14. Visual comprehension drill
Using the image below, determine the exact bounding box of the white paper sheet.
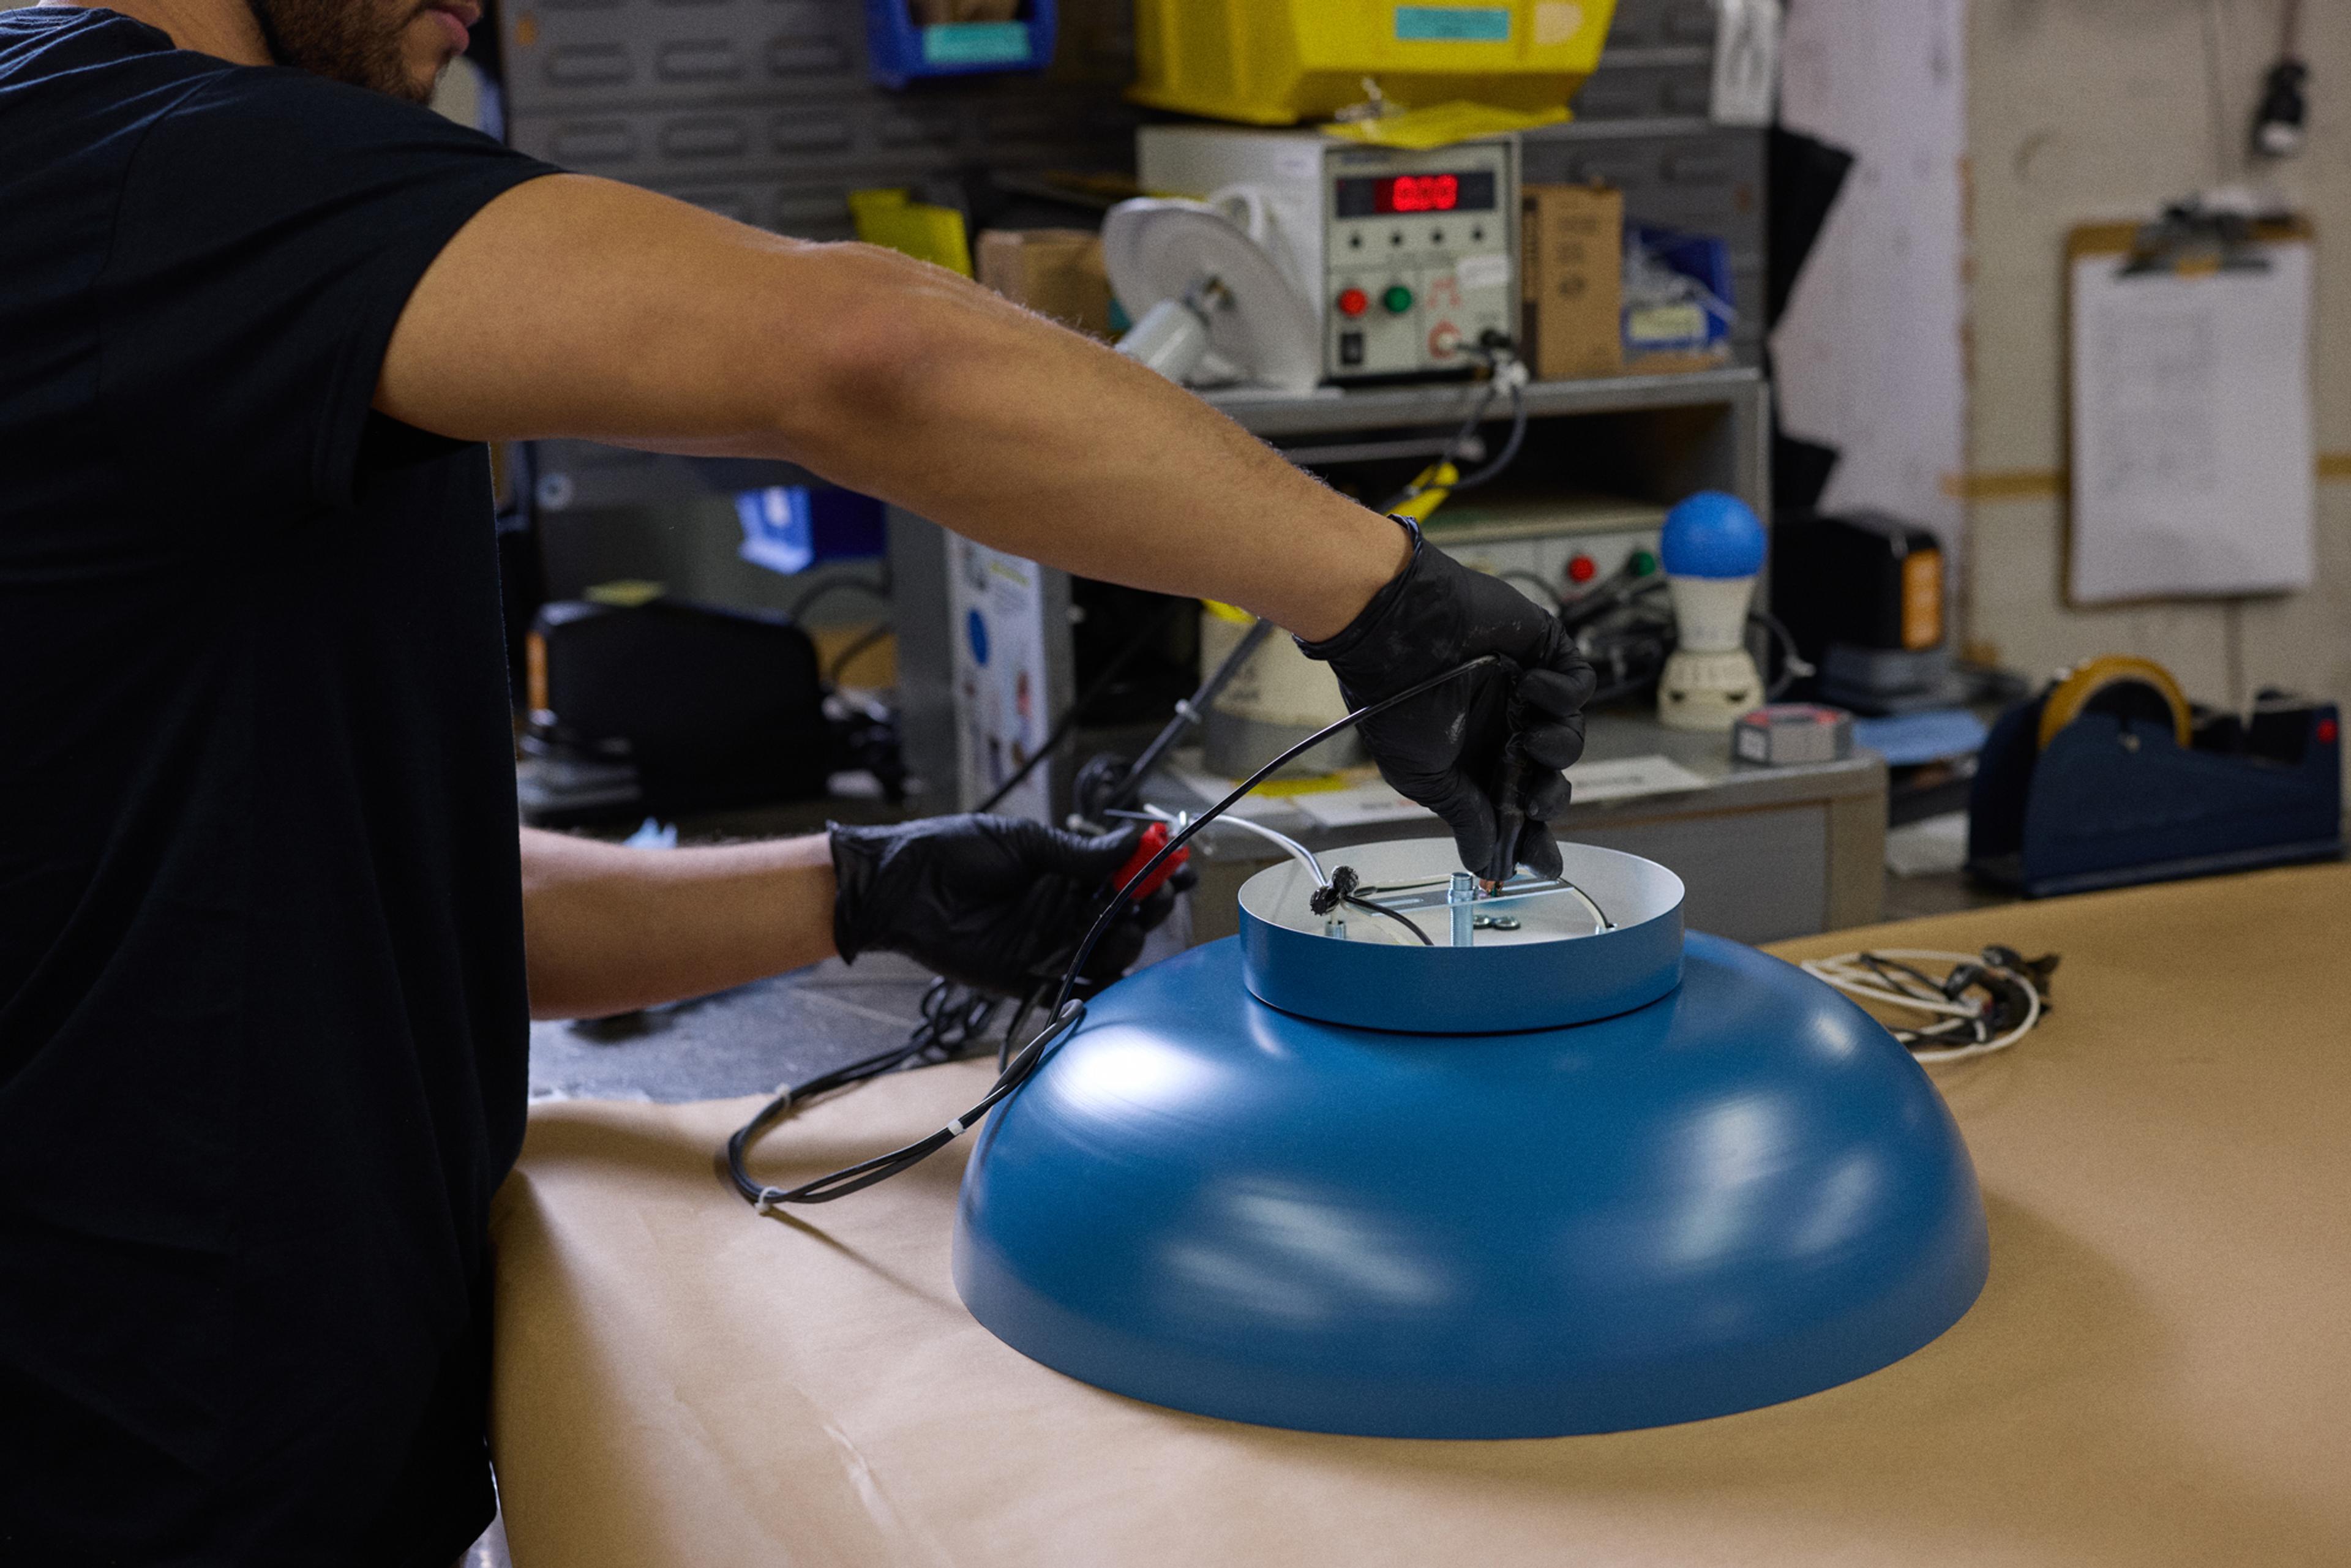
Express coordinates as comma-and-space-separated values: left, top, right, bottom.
2068, 240, 2314, 602
1562, 754, 1714, 805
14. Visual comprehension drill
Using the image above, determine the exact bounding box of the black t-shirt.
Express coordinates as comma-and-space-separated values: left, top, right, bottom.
0, 10, 555, 1564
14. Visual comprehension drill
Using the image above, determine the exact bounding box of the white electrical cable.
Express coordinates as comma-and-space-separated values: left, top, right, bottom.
1800, 948, 2044, 1064
1134, 803, 1326, 887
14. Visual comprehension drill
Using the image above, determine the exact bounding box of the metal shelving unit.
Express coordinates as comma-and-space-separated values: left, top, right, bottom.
1206, 367, 1769, 529
1210, 364, 1761, 437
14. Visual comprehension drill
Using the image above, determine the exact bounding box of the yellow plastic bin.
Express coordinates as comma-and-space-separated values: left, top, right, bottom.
1130, 0, 1614, 127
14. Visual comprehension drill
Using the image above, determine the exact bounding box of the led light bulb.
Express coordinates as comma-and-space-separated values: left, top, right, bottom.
1657, 491, 1768, 731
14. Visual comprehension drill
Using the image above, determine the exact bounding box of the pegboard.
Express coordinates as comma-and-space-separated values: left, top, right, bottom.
498, 0, 1142, 237
506, 0, 1764, 509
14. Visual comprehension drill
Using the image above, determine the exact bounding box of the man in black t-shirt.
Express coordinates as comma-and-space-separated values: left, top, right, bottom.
0, 1, 1595, 1562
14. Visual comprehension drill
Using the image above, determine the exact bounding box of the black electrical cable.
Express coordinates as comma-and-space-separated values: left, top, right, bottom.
1086, 617, 1278, 818
730, 353, 1540, 1207
1751, 607, 1810, 700
823, 622, 892, 685
909, 977, 1003, 1057
1559, 563, 1667, 634
1498, 569, 1564, 608
789, 571, 892, 625
1859, 953, 1948, 1004
1444, 370, 1529, 495
1310, 866, 1437, 946
1380, 359, 1526, 514
1562, 588, 1804, 711
1045, 652, 1503, 1019
994, 977, 1053, 1074
726, 653, 1506, 1211
977, 596, 1190, 814
1036, 350, 1534, 826
1340, 892, 1433, 946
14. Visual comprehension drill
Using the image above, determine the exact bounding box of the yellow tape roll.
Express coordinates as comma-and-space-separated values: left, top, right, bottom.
2037, 656, 2192, 750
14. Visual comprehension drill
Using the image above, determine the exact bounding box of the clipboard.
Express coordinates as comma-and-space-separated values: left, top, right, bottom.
2063, 209, 2315, 607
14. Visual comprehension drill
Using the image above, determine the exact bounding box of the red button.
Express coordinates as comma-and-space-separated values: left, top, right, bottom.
1567, 553, 1598, 583
1337, 288, 1369, 318
2319, 717, 2339, 745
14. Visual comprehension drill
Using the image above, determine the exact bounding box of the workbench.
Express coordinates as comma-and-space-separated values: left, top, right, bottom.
489, 862, 2351, 1567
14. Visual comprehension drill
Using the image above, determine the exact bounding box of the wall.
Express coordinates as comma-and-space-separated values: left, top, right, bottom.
1774, 0, 1970, 546
1965, 0, 2351, 711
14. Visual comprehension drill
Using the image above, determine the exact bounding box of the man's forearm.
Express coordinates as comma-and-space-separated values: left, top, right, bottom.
735, 250, 1411, 641
378, 177, 1409, 641
518, 827, 838, 1020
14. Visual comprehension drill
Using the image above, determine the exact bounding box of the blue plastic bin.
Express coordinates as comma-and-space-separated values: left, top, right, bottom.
1624, 222, 1735, 358
864, 0, 1057, 88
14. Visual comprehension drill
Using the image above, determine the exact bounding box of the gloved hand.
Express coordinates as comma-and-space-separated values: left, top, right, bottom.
829, 815, 1187, 998
1299, 517, 1597, 882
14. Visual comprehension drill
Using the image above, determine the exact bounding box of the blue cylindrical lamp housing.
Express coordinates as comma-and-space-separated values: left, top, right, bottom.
953, 852, 1989, 1438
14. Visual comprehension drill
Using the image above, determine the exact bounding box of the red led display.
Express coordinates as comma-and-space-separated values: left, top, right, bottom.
1379, 174, 1460, 214
1334, 170, 1496, 219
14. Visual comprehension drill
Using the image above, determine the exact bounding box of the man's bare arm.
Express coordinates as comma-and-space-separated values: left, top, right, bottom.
518, 827, 836, 1020
377, 174, 1405, 640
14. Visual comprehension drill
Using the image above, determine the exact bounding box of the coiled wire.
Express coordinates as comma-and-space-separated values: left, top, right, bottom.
726, 654, 1507, 1210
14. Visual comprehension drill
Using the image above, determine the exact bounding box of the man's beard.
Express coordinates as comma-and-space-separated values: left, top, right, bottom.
244, 0, 429, 103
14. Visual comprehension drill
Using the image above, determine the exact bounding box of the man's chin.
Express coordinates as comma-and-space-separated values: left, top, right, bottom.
388, 51, 449, 105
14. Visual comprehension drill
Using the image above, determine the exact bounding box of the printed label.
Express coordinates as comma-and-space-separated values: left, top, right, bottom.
920, 21, 1031, 65
1457, 253, 1511, 291
1627, 302, 1708, 345
1395, 6, 1512, 42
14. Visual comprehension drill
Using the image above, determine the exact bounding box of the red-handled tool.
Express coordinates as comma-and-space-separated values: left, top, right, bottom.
1113, 821, 1189, 902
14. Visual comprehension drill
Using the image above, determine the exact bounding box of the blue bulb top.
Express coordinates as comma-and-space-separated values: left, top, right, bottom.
1660, 490, 1766, 579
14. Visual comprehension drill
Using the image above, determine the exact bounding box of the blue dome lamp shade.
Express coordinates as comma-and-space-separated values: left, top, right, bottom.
1658, 489, 1770, 732
952, 842, 1989, 1438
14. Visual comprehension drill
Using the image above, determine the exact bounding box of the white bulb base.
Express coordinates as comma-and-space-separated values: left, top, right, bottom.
1659, 648, 1764, 731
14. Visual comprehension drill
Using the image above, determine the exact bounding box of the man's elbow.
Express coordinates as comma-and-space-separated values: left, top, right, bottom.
767, 243, 961, 453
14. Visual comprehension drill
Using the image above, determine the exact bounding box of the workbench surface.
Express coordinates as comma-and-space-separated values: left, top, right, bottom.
490, 863, 2351, 1567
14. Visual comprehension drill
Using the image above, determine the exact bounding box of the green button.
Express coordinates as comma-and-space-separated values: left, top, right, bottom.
1629, 549, 1660, 577
1382, 284, 1415, 314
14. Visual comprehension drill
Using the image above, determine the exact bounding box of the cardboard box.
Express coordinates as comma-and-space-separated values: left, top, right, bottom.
976, 227, 1115, 341
1520, 183, 1622, 380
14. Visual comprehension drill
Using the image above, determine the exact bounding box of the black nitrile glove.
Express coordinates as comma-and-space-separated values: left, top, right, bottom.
1300, 517, 1598, 882
829, 816, 1187, 998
